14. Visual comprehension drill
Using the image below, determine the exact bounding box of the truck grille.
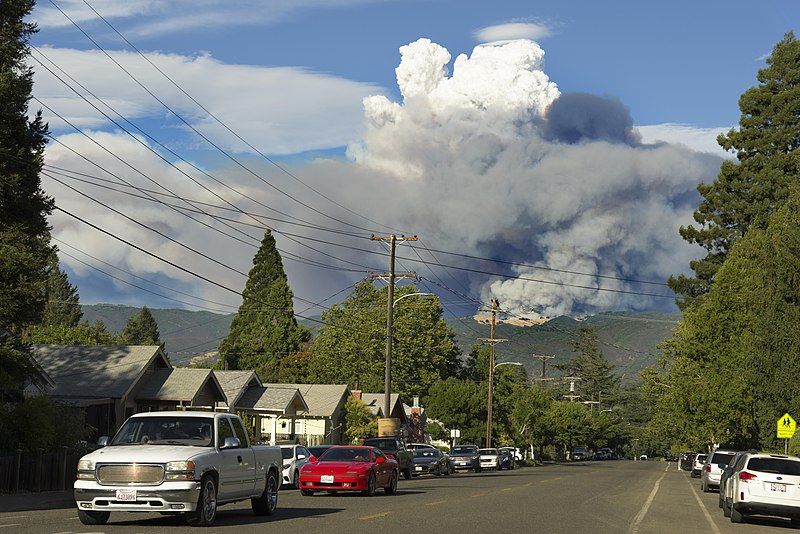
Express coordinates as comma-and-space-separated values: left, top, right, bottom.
97, 464, 164, 485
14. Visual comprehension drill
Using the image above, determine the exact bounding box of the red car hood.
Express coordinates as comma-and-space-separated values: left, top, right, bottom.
302, 461, 372, 475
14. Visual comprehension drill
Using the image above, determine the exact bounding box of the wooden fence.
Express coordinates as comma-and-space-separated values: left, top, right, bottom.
0, 448, 81, 493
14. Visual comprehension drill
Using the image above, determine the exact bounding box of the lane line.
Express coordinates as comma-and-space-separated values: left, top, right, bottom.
426, 499, 447, 506
628, 464, 669, 534
0, 517, 27, 520
0, 525, 21, 529
471, 492, 488, 498
501, 487, 514, 492
359, 511, 391, 520
688, 476, 722, 534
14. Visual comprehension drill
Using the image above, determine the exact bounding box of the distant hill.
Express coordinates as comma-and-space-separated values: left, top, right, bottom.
81, 304, 678, 376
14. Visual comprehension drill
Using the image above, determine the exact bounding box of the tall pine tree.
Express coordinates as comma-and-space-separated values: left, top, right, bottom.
0, 0, 54, 393
218, 231, 309, 381
669, 33, 800, 306
120, 307, 162, 345
557, 328, 619, 405
41, 255, 82, 327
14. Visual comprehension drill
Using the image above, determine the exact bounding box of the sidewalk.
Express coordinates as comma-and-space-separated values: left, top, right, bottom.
0, 490, 73, 513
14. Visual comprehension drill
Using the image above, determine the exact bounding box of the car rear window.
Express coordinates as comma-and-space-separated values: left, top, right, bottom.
363, 438, 398, 451
710, 453, 734, 466
747, 458, 800, 475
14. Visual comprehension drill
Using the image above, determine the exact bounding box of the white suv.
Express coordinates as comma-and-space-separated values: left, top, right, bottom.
279, 444, 311, 488
726, 453, 800, 525
701, 449, 736, 492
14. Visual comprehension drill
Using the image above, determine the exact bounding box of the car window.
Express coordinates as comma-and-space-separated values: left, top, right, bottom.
230, 418, 249, 448
747, 458, 800, 475
413, 449, 438, 458
710, 453, 734, 467
734, 454, 748, 470
217, 418, 235, 448
281, 447, 294, 459
373, 448, 386, 459
298, 447, 309, 458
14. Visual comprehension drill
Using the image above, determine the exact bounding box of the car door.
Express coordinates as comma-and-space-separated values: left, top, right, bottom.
216, 417, 242, 501
230, 417, 258, 497
373, 448, 390, 485
296, 446, 310, 473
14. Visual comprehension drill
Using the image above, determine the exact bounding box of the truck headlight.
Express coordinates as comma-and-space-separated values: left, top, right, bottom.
76, 459, 96, 480
165, 460, 196, 480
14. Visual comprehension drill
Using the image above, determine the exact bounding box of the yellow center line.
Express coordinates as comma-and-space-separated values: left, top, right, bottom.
501, 487, 514, 492
426, 499, 447, 506
359, 512, 392, 520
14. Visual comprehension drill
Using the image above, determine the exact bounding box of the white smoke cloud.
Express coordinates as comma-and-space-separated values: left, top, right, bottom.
474, 22, 554, 43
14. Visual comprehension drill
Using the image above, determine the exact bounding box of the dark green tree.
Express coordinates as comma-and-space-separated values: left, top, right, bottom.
218, 231, 309, 381
669, 33, 800, 306
343, 396, 377, 443
556, 328, 619, 405
0, 0, 55, 393
40, 255, 82, 327
310, 281, 461, 400
425, 377, 487, 445
28, 320, 115, 345
120, 307, 162, 345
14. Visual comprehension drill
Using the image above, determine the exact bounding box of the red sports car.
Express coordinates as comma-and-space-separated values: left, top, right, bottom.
299, 445, 399, 496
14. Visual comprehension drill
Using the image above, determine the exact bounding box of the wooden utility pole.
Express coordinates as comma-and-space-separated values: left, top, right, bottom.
532, 354, 554, 388
480, 299, 507, 448
370, 234, 418, 424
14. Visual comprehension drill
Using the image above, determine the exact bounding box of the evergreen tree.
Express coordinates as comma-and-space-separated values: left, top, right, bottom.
669, 33, 800, 306
41, 255, 82, 327
120, 307, 162, 345
218, 231, 309, 381
343, 396, 377, 443
28, 320, 115, 345
556, 328, 619, 405
0, 0, 55, 393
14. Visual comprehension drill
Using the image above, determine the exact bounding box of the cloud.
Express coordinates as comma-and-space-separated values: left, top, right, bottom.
474, 22, 553, 43
32, 46, 383, 155
636, 123, 733, 159
34, 0, 388, 38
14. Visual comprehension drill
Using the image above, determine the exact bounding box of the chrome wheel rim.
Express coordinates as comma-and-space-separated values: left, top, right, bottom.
268, 475, 278, 510
203, 480, 216, 521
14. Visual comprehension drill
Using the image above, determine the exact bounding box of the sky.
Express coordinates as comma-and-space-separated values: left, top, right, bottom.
28, 0, 799, 321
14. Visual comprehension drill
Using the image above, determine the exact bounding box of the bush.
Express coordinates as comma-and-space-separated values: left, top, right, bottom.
0, 396, 92, 453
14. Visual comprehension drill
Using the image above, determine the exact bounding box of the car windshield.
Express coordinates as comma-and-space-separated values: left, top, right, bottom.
710, 453, 734, 466
414, 449, 438, 458
747, 458, 800, 475
452, 446, 476, 454
479, 449, 498, 454
111, 417, 214, 447
319, 448, 372, 462
363, 438, 398, 451
696, 455, 707, 462
280, 447, 294, 459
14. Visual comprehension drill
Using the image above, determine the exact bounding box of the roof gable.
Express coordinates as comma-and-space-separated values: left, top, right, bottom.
263, 383, 349, 417
137, 368, 224, 403
213, 370, 262, 407
236, 386, 308, 413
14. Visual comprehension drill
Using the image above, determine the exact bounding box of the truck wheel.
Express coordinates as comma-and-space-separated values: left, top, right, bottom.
251, 469, 279, 516
77, 509, 109, 525
187, 475, 217, 527
384, 470, 398, 495
402, 467, 412, 480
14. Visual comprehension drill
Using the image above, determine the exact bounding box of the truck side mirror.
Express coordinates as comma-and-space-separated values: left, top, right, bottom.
221, 437, 240, 449
97, 436, 109, 447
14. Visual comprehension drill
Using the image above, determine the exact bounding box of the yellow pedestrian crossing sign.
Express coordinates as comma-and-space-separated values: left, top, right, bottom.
777, 413, 796, 439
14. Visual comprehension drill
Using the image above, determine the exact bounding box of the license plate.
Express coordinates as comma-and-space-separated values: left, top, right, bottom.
415, 466, 423, 471
320, 475, 334, 484
770, 483, 787, 492
458, 462, 467, 465
115, 489, 137, 502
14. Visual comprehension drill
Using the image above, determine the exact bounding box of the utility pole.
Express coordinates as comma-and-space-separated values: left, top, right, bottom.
370, 234, 418, 428
479, 299, 507, 448
532, 354, 554, 388
563, 376, 582, 402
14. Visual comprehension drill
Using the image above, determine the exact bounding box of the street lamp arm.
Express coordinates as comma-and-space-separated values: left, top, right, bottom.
494, 362, 524, 370
393, 292, 435, 306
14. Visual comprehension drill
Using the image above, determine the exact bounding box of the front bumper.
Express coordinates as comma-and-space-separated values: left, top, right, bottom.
480, 459, 498, 469
734, 500, 800, 519
413, 463, 436, 475
452, 458, 477, 470
299, 474, 368, 492
74, 480, 200, 512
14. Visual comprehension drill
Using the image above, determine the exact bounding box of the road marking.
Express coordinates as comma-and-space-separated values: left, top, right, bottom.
0, 525, 21, 529
0, 517, 27, 520
628, 464, 669, 533
471, 492, 488, 497
359, 512, 391, 520
426, 499, 447, 506
688, 477, 722, 534
501, 487, 514, 492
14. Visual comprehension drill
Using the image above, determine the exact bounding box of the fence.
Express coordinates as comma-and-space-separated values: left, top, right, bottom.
0, 447, 81, 493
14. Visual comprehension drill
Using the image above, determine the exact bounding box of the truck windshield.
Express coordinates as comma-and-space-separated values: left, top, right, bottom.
111, 417, 214, 447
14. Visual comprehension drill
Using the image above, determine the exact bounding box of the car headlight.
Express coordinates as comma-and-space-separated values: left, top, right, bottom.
76, 459, 95, 480
165, 460, 196, 480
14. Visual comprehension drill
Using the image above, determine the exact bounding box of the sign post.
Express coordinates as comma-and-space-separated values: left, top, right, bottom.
777, 413, 796, 454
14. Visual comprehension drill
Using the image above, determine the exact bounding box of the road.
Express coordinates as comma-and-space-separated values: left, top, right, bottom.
1, 461, 797, 533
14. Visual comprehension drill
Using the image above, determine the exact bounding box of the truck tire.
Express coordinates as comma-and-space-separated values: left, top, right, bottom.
251, 469, 278, 516
187, 475, 217, 527
77, 509, 110, 525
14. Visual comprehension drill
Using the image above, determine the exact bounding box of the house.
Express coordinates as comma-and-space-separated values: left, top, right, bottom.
264, 383, 350, 446
30, 345, 226, 437
360, 392, 407, 425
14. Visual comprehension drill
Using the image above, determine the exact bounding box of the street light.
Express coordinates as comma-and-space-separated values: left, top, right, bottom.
383, 292, 435, 420
494, 362, 524, 370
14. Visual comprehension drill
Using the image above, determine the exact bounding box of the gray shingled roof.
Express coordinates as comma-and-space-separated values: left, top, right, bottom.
236, 386, 307, 412
137, 368, 221, 402
361, 393, 402, 418
213, 370, 261, 406
32, 345, 165, 399
263, 383, 349, 418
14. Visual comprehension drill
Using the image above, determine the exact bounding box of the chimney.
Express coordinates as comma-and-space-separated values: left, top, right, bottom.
351, 390, 362, 400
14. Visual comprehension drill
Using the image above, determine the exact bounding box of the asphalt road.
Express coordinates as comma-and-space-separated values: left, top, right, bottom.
2, 461, 798, 533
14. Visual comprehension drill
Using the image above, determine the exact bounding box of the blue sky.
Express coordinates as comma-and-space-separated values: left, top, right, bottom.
29, 0, 800, 319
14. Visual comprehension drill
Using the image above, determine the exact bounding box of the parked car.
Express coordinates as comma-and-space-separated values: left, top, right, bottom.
363, 437, 413, 480
498, 448, 516, 470
74, 411, 283, 527
719, 450, 757, 511
680, 451, 696, 471
307, 445, 333, 459
298, 446, 398, 496
571, 447, 589, 461
279, 444, 311, 488
691, 453, 707, 478
724, 453, 800, 524
450, 444, 481, 472
700, 449, 736, 492
412, 448, 451, 476
479, 448, 501, 470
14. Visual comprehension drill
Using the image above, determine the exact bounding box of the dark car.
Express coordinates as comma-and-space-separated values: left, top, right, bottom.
499, 449, 515, 470
307, 445, 333, 459
412, 448, 451, 476
571, 447, 589, 461
450, 444, 481, 472
363, 437, 413, 479
679, 451, 696, 471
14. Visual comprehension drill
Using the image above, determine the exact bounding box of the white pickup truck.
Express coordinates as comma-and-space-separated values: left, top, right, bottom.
74, 411, 283, 527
